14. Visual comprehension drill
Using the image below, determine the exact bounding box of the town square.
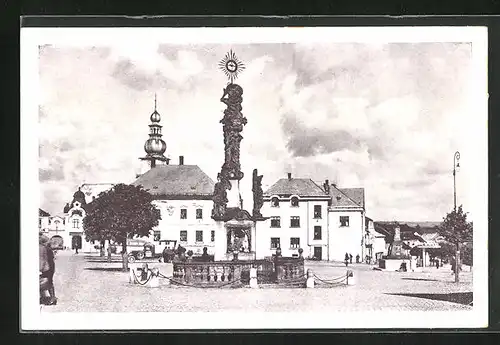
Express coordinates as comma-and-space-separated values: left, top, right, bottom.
22, 27, 488, 329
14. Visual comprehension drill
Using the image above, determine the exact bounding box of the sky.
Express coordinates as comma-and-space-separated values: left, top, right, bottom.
38, 42, 475, 221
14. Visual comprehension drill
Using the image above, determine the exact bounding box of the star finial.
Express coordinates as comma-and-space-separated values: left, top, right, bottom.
218, 49, 245, 83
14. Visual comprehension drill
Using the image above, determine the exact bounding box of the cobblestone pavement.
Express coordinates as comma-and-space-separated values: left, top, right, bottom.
41, 251, 473, 313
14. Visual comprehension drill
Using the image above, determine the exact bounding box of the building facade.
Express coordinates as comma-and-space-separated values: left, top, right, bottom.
259, 175, 376, 262
259, 174, 330, 259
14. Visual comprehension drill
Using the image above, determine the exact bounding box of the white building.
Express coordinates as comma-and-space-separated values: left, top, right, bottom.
259, 173, 330, 259
258, 175, 377, 262
131, 159, 219, 256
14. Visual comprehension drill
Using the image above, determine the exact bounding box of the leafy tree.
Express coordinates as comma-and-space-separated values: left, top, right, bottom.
439, 205, 473, 282
462, 242, 473, 268
83, 184, 161, 271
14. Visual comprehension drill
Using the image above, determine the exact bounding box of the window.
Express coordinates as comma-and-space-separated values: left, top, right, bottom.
153, 231, 161, 241
196, 208, 203, 219
290, 237, 300, 249
180, 209, 187, 219
211, 230, 215, 242
72, 219, 79, 229
271, 197, 279, 207
271, 237, 280, 249
291, 196, 299, 207
313, 205, 322, 219
290, 216, 300, 228
314, 226, 322, 240
270, 216, 281, 228
196, 230, 203, 243
180, 230, 187, 242
340, 216, 350, 227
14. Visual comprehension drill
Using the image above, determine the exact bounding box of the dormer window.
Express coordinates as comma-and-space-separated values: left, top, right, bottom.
271, 197, 279, 207
291, 196, 299, 207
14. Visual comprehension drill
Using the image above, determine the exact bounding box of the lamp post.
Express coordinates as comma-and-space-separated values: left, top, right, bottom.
453, 151, 460, 211
453, 151, 460, 283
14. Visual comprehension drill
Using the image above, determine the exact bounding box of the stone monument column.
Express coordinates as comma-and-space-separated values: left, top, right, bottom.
212, 50, 248, 219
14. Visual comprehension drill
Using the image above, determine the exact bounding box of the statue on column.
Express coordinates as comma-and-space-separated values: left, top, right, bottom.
212, 173, 229, 219
252, 168, 264, 218
220, 83, 247, 180
213, 50, 247, 220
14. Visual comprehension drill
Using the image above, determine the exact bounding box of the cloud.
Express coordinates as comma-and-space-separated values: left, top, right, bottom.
281, 113, 364, 157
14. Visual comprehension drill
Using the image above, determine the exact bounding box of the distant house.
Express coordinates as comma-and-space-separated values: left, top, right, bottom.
374, 221, 443, 267
38, 208, 50, 233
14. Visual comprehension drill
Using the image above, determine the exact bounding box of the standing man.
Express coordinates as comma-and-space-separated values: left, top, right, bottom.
39, 234, 57, 305
349, 253, 353, 264
344, 253, 350, 267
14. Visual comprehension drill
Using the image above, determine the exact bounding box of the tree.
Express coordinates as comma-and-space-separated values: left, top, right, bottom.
83, 184, 161, 271
439, 205, 473, 283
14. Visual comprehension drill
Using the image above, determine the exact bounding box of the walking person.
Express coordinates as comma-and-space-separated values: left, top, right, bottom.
349, 253, 353, 264
436, 258, 440, 269
356, 254, 360, 264
344, 253, 349, 267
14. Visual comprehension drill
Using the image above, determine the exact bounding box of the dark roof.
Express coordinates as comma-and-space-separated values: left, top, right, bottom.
132, 165, 215, 197
39, 208, 50, 217
328, 186, 365, 208
374, 221, 442, 243
376, 221, 442, 234
339, 188, 365, 208
264, 178, 329, 197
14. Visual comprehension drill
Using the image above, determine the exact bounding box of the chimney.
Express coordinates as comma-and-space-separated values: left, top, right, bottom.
287, 172, 292, 180
179, 156, 184, 165
323, 179, 330, 194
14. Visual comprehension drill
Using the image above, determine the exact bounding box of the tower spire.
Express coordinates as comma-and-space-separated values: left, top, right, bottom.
154, 93, 157, 112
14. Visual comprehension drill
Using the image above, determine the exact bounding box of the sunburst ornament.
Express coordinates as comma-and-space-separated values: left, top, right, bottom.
218, 49, 245, 83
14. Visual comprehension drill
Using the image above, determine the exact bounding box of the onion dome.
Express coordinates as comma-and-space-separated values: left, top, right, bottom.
144, 138, 167, 156
150, 110, 161, 123
73, 187, 85, 201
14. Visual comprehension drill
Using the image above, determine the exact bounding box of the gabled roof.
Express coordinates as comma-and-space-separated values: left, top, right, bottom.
39, 208, 50, 217
264, 178, 329, 197
328, 186, 364, 208
132, 165, 215, 198
339, 188, 365, 208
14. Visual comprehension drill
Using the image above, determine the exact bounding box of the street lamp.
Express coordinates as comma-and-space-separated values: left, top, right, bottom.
452, 151, 461, 283
453, 151, 460, 211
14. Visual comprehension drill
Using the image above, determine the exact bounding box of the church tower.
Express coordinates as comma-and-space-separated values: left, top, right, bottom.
138, 94, 169, 176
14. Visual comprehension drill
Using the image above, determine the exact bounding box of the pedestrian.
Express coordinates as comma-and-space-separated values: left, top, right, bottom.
436, 258, 440, 269
39, 233, 57, 305
356, 254, 360, 264
344, 253, 349, 267
201, 247, 210, 262
349, 253, 353, 264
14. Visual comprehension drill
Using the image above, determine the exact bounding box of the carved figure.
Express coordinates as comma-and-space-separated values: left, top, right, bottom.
219, 84, 247, 180
212, 173, 229, 218
252, 169, 264, 218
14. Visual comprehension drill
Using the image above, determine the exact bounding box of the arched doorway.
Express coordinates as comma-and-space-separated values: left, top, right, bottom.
51, 235, 64, 249
72, 235, 82, 250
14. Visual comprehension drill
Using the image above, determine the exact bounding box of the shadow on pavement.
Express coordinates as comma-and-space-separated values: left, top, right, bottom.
401, 278, 439, 282
385, 292, 473, 306
85, 267, 124, 272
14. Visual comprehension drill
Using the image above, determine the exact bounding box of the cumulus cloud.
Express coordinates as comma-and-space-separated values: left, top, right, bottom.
37, 42, 475, 221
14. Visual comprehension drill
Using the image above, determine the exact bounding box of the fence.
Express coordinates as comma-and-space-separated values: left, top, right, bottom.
171, 257, 305, 287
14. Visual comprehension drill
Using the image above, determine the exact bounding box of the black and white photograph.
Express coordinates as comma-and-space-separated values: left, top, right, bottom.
21, 26, 488, 330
